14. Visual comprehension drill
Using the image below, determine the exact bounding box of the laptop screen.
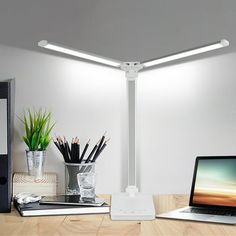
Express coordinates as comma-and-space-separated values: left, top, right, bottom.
190, 157, 236, 208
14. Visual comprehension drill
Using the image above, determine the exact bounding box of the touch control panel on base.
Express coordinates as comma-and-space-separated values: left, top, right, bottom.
111, 193, 155, 220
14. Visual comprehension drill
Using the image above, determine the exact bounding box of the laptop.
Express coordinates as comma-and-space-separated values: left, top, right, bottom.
157, 156, 236, 224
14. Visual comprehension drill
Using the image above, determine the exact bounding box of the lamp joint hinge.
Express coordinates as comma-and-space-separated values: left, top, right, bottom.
121, 62, 143, 80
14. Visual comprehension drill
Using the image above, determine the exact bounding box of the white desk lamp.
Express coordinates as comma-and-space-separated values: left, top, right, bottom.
38, 39, 229, 220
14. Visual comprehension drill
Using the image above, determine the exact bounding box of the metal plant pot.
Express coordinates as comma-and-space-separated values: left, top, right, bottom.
26, 150, 46, 180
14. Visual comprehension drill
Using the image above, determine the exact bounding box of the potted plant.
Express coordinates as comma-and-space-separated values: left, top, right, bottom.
20, 109, 55, 179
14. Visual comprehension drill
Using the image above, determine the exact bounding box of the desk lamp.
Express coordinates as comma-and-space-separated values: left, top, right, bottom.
38, 39, 229, 220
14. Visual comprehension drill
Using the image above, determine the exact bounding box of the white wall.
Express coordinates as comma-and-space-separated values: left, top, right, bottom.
0, 44, 128, 194
137, 52, 236, 193
1, 44, 236, 194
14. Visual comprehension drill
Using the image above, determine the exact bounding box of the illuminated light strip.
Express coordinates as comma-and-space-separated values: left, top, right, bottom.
38, 40, 121, 68
142, 39, 229, 68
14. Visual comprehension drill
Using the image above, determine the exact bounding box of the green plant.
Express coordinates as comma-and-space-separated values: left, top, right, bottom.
20, 109, 55, 151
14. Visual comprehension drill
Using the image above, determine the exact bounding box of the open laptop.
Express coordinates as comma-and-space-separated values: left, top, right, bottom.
157, 156, 236, 224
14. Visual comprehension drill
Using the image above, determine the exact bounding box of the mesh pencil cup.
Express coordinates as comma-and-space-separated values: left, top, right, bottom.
64, 162, 95, 195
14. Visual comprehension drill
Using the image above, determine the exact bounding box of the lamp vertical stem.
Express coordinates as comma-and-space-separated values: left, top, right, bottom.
127, 79, 137, 187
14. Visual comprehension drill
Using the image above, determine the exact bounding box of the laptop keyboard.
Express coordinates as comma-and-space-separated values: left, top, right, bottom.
181, 208, 236, 216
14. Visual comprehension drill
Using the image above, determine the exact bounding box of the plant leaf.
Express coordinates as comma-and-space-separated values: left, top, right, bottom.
23, 136, 30, 149
20, 108, 55, 151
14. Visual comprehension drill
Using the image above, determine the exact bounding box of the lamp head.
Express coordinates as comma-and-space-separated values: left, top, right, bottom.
220, 39, 229, 47
38, 40, 48, 47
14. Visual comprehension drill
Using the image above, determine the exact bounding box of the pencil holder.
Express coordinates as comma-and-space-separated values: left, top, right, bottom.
64, 162, 95, 195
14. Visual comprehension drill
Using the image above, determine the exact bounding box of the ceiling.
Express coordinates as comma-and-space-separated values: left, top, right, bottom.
0, 0, 235, 62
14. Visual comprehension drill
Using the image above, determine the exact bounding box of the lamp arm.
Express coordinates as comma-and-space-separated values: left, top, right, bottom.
127, 78, 137, 188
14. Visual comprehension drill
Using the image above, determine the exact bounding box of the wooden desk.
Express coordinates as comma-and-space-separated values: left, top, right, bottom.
0, 194, 235, 236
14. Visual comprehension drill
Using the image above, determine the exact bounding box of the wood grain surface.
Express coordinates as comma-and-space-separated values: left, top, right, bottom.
0, 194, 235, 236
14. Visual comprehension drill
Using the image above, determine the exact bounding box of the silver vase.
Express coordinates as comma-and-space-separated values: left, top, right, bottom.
26, 150, 46, 180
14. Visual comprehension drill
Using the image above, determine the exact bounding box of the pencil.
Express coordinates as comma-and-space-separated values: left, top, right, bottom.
71, 138, 75, 162
63, 136, 71, 157
76, 138, 80, 163
53, 138, 62, 153
60, 137, 70, 162
91, 138, 109, 162
94, 132, 106, 158
85, 141, 99, 163
59, 137, 69, 163
53, 137, 68, 163
65, 142, 71, 162
79, 139, 90, 163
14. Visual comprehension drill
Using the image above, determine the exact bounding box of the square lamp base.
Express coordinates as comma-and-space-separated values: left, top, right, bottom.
111, 192, 155, 220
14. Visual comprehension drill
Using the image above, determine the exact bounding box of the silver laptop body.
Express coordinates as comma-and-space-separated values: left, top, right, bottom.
157, 156, 236, 224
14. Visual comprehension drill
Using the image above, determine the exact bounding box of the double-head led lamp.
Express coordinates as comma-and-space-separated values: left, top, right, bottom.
38, 39, 229, 220
38, 39, 229, 76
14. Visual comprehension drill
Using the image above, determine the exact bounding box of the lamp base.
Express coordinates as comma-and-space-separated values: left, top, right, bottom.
111, 192, 155, 220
